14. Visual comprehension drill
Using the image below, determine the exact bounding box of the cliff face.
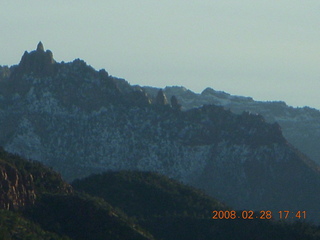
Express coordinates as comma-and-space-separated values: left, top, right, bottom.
0, 147, 72, 210
0, 160, 35, 210
1, 43, 320, 222
0, 148, 155, 240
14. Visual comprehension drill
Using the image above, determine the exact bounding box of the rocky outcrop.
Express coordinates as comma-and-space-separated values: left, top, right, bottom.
154, 89, 168, 105
0, 148, 72, 210
0, 160, 35, 210
13, 42, 56, 78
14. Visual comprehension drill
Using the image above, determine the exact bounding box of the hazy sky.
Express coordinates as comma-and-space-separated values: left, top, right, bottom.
1, 1, 319, 109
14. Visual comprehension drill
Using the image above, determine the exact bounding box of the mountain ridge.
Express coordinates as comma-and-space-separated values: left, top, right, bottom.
1, 43, 320, 223
143, 85, 320, 166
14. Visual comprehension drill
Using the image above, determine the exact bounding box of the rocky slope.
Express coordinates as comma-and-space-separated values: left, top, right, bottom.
1, 43, 320, 222
0, 147, 72, 239
143, 86, 320, 166
0, 147, 72, 210
0, 159, 35, 210
0, 147, 155, 240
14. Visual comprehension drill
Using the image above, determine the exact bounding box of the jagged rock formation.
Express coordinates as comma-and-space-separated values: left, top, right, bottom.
0, 160, 35, 210
14, 42, 56, 77
144, 86, 320, 166
0, 147, 72, 211
0, 44, 320, 222
154, 89, 168, 105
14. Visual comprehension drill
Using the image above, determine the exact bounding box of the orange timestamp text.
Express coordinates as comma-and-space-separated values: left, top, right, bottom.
212, 210, 307, 220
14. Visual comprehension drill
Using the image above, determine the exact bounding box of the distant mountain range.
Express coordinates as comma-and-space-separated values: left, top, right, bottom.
1, 42, 320, 224
143, 86, 320, 166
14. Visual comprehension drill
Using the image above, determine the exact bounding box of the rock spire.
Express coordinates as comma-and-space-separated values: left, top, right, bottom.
155, 89, 168, 105
36, 41, 44, 52
12, 42, 56, 77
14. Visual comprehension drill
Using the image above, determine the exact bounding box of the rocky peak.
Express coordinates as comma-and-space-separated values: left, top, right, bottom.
12, 42, 56, 77
36, 41, 44, 52
154, 89, 168, 105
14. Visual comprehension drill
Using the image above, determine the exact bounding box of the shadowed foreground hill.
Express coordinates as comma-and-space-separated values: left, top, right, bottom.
0, 147, 154, 240
25, 193, 154, 240
73, 171, 320, 240
0, 146, 72, 209
0, 147, 320, 239
73, 171, 228, 219
0, 147, 72, 239
0, 210, 71, 240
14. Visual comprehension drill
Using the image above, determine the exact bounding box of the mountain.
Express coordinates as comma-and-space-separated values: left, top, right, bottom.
72, 171, 228, 220
1, 43, 320, 223
1, 147, 320, 239
0, 147, 155, 240
73, 171, 320, 240
0, 146, 72, 210
143, 86, 320, 166
0, 147, 72, 239
25, 193, 155, 240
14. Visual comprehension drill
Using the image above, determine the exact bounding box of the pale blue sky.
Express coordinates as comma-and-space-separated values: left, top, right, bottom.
1, 1, 320, 109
